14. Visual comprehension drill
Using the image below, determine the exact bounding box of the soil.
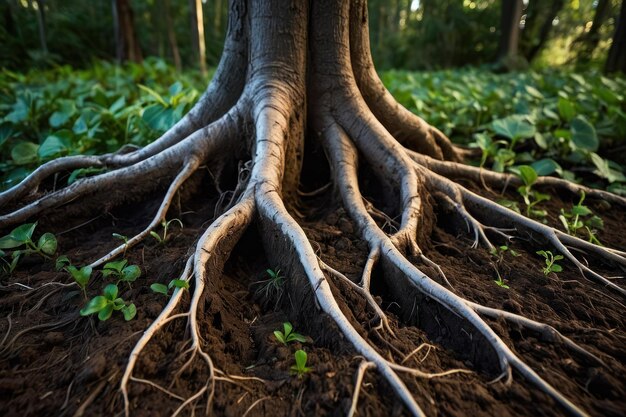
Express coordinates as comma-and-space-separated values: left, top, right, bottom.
0, 169, 625, 417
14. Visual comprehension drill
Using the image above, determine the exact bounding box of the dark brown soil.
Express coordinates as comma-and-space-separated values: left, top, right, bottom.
0, 172, 625, 417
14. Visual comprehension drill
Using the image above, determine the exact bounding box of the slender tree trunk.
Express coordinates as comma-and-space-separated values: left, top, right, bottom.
606, 0, 626, 73
189, 0, 207, 75
519, 0, 564, 62
165, 0, 182, 71
498, 0, 522, 61
113, 0, 143, 63
574, 0, 611, 63
34, 0, 48, 55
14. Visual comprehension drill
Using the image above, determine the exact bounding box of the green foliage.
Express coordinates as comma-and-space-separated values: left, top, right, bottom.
536, 250, 564, 276
511, 165, 550, 219
102, 259, 141, 286
150, 279, 189, 297
254, 268, 285, 304
0, 222, 58, 275
0, 60, 204, 190
493, 270, 510, 290
274, 322, 307, 346
489, 245, 519, 264
290, 349, 312, 378
66, 264, 93, 298
385, 69, 626, 194
80, 283, 136, 321
150, 218, 183, 244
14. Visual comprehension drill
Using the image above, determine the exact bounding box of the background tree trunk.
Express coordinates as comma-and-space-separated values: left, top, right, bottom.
112, 0, 143, 63
34, 0, 48, 55
165, 0, 182, 71
189, 0, 207, 75
606, 0, 626, 73
519, 0, 565, 63
574, 0, 611, 63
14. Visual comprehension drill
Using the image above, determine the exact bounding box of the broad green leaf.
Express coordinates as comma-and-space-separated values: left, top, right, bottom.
122, 265, 141, 282
557, 97, 575, 122
570, 116, 598, 151
38, 133, 70, 158
49, 100, 76, 127
571, 205, 592, 216
67, 265, 92, 287
551, 264, 563, 272
491, 115, 536, 141
531, 159, 561, 176
37, 232, 57, 255
98, 303, 114, 321
150, 283, 168, 295
517, 165, 537, 186
142, 104, 176, 131
103, 283, 118, 300
168, 279, 189, 290
284, 322, 293, 336
0, 235, 23, 249
103, 259, 128, 274
10, 223, 37, 242
80, 296, 107, 316
11, 142, 39, 165
122, 304, 136, 321
274, 330, 286, 344
138, 84, 169, 107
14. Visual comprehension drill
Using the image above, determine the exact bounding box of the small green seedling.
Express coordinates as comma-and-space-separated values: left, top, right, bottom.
290, 349, 312, 378
55, 255, 71, 271
0, 223, 57, 274
254, 268, 284, 302
558, 191, 604, 245
66, 264, 93, 298
274, 322, 306, 345
150, 279, 189, 297
536, 250, 564, 275
493, 270, 510, 289
514, 166, 550, 219
80, 283, 136, 321
150, 218, 183, 244
102, 259, 141, 286
489, 245, 519, 264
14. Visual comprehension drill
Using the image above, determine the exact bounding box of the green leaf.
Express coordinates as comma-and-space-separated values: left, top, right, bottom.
283, 322, 293, 337
98, 303, 114, 321
291, 333, 307, 343
49, 100, 76, 127
122, 265, 141, 282
103, 283, 119, 300
491, 115, 536, 141
55, 255, 70, 271
37, 233, 57, 255
0, 235, 24, 249
150, 283, 168, 295
294, 349, 307, 370
142, 104, 176, 131
551, 264, 563, 272
11, 142, 39, 165
274, 330, 286, 344
67, 265, 92, 287
122, 304, 137, 321
168, 279, 189, 290
103, 259, 127, 275
570, 116, 598, 151
38, 133, 70, 158
531, 159, 561, 176
10, 223, 37, 242
571, 205, 592, 216
138, 84, 169, 107
517, 165, 538, 187
80, 296, 107, 316
557, 97, 575, 122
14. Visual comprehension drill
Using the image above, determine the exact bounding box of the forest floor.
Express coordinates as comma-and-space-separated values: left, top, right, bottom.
0, 165, 624, 417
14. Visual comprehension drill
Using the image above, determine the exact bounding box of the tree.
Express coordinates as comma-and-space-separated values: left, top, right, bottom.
572, 0, 611, 64
496, 0, 524, 69
606, 0, 626, 73
189, 0, 207, 75
112, 0, 143, 63
0, 1, 624, 416
519, 0, 565, 63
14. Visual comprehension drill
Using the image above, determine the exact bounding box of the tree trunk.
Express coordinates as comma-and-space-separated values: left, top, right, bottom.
164, 0, 182, 71
606, 0, 626, 73
112, 0, 143, 63
1, 1, 625, 417
34, 0, 48, 55
498, 0, 523, 62
519, 0, 565, 63
189, 0, 207, 75
573, 0, 611, 64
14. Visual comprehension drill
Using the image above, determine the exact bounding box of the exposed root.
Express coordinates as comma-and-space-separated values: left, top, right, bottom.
410, 151, 626, 208
348, 360, 375, 417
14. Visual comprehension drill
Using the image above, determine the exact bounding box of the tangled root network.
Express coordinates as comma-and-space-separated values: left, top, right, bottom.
1, 1, 625, 417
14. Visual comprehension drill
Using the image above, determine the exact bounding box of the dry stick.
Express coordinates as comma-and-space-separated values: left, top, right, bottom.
466, 302, 606, 367
323, 120, 589, 417
408, 151, 626, 208
348, 361, 375, 417
89, 157, 201, 268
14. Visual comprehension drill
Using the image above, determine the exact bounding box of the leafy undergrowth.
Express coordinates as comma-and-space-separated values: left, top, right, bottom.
1, 61, 625, 194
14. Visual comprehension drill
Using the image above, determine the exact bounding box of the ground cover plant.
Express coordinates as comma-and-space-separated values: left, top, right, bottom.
0, 1, 625, 417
